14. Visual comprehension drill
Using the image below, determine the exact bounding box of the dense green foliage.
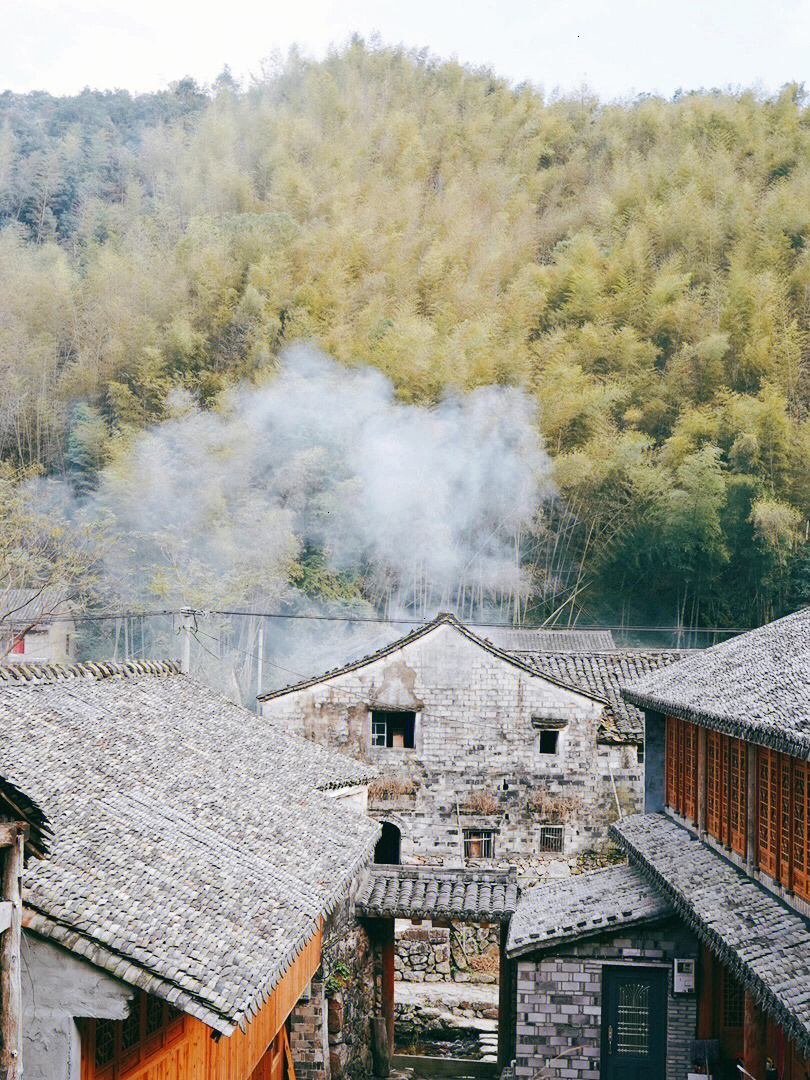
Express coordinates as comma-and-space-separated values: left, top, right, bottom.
5, 42, 810, 630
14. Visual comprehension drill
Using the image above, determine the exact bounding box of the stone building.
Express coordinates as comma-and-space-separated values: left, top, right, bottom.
258, 613, 685, 864
0, 658, 383, 1080
507, 607, 810, 1080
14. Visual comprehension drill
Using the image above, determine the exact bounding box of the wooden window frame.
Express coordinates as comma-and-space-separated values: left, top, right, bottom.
82, 993, 185, 1080
665, 716, 698, 824
729, 737, 747, 857
707, 731, 721, 840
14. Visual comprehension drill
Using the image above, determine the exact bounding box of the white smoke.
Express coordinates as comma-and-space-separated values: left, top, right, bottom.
79, 346, 553, 695
96, 346, 551, 612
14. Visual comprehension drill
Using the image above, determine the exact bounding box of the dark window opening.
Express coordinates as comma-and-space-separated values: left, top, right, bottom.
371, 710, 415, 749
637, 742, 645, 764
463, 828, 494, 859
537, 730, 559, 755
374, 821, 401, 864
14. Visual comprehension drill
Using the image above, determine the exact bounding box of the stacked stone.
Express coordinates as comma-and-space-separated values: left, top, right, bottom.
395, 927, 452, 982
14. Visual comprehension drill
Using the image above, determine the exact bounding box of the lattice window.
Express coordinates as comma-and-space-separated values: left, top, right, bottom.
759, 748, 779, 880
666, 716, 678, 810
94, 1020, 115, 1069
616, 982, 650, 1055
729, 738, 747, 857
83, 993, 184, 1078
781, 756, 794, 889
722, 969, 744, 1029
145, 995, 164, 1036
121, 996, 141, 1051
684, 722, 698, 823
794, 762, 809, 901
707, 731, 721, 839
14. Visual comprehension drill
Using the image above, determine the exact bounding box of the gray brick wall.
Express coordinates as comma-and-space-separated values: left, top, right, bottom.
514, 918, 698, 1080
262, 623, 641, 860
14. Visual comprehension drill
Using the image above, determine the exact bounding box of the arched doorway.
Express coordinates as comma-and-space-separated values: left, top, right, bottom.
374, 822, 401, 865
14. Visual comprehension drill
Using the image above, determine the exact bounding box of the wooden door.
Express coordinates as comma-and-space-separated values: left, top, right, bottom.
602, 967, 667, 1080
249, 1026, 292, 1080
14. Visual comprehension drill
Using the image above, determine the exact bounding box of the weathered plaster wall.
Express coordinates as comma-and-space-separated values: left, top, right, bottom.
513, 917, 698, 1080
21, 931, 133, 1080
263, 624, 638, 860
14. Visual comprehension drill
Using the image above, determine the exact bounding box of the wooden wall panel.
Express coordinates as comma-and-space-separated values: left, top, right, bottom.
82, 923, 321, 1080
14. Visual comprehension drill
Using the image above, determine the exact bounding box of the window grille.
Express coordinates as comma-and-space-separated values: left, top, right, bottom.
463, 828, 494, 859
537, 824, 564, 853
616, 982, 650, 1055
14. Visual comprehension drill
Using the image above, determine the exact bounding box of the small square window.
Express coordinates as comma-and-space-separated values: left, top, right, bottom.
537, 730, 559, 755
370, 710, 415, 749
537, 824, 564, 852
463, 828, 494, 859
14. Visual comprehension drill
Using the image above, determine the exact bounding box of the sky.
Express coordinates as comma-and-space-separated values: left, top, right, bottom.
4, 0, 810, 101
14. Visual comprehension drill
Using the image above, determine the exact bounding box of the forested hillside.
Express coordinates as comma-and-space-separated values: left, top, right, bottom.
5, 41, 810, 637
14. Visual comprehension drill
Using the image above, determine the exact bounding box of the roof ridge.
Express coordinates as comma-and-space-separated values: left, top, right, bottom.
258, 611, 607, 705
0, 659, 182, 683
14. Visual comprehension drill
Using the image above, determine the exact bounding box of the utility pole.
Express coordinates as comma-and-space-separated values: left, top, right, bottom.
256, 624, 264, 712
180, 608, 202, 675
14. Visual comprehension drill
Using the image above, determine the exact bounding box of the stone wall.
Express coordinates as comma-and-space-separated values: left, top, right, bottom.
263, 623, 639, 860
395, 923, 501, 984
513, 916, 698, 1080
288, 880, 377, 1080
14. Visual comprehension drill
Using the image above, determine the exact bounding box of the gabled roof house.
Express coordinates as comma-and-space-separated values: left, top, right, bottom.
0, 659, 378, 1080
259, 612, 686, 863
506, 607, 810, 1080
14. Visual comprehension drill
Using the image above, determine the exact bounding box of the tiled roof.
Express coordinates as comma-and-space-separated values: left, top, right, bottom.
621, 608, 810, 759
356, 866, 519, 920
472, 627, 616, 653
519, 651, 688, 743
258, 612, 606, 705
613, 813, 810, 1057
506, 864, 672, 957
0, 660, 379, 1034
0, 587, 71, 625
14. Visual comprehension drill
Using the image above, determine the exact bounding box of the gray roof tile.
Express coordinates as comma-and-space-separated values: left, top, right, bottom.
356, 866, 519, 920
621, 608, 810, 759
0, 660, 379, 1034
519, 651, 688, 742
506, 864, 672, 956
473, 628, 616, 652
612, 813, 810, 1057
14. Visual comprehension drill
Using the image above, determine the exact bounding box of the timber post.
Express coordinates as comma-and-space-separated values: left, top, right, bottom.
743, 991, 766, 1080
0, 826, 25, 1080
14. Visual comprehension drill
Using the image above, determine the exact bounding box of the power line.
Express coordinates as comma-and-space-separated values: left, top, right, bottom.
190, 626, 405, 709
1, 605, 752, 634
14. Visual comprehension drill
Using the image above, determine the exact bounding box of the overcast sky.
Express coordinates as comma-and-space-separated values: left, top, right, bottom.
5, 0, 810, 100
